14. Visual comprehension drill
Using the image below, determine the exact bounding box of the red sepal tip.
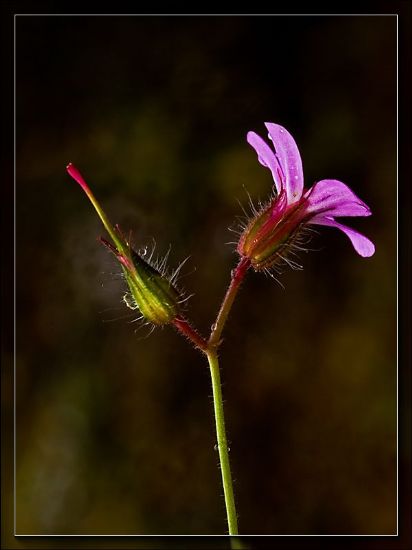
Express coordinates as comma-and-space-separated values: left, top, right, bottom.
66, 163, 91, 195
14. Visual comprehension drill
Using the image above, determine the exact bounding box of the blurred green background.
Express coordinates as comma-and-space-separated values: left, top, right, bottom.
15, 15, 396, 535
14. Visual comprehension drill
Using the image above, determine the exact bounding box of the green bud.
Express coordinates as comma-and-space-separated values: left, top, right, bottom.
67, 163, 181, 325
119, 248, 180, 325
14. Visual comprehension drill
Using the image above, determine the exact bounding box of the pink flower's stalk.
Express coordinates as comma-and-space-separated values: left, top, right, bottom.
239, 123, 375, 271
206, 349, 238, 537
209, 257, 251, 347
204, 258, 252, 538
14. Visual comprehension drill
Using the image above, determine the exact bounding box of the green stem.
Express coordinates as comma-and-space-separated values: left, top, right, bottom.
173, 256, 251, 537
66, 163, 125, 252
205, 256, 250, 537
206, 349, 238, 535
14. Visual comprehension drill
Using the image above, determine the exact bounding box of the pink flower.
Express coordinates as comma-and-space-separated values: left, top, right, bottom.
238, 122, 375, 270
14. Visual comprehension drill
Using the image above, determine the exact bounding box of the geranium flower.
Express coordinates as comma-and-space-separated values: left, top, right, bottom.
238, 122, 375, 271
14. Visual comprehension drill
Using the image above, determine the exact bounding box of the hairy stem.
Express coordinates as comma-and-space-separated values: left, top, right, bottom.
207, 349, 238, 535
205, 256, 250, 537
173, 317, 208, 352
174, 256, 251, 537
209, 257, 251, 346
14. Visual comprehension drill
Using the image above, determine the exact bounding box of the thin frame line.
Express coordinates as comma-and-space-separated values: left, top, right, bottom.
13, 12, 399, 537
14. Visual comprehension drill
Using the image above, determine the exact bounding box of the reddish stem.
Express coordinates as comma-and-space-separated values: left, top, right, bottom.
209, 256, 251, 346
173, 317, 208, 352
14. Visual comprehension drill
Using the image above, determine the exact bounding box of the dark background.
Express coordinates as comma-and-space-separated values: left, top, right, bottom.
14, 15, 396, 536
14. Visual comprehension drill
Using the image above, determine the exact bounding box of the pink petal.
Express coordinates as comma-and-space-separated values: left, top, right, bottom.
265, 122, 304, 204
247, 131, 282, 194
305, 179, 372, 219
310, 217, 375, 257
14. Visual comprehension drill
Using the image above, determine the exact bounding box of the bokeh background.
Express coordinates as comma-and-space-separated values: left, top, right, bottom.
15, 15, 396, 536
